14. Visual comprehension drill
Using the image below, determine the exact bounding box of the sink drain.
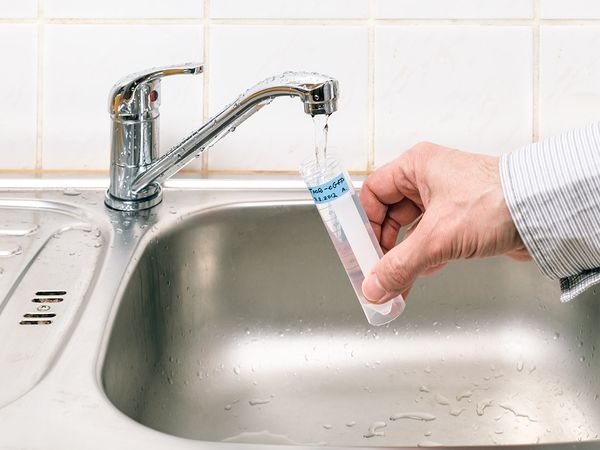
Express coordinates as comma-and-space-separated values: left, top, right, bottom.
19, 290, 67, 325
19, 320, 52, 325
32, 297, 63, 303
35, 290, 66, 296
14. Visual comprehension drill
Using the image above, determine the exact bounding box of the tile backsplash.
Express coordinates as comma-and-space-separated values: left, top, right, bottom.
0, 1, 598, 173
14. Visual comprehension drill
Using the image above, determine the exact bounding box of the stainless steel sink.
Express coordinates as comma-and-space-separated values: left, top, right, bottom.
1, 177, 599, 449
102, 200, 600, 447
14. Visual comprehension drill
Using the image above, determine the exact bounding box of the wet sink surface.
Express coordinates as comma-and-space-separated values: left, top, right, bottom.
102, 202, 600, 447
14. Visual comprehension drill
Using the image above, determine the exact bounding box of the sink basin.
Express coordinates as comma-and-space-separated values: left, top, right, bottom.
102, 201, 600, 447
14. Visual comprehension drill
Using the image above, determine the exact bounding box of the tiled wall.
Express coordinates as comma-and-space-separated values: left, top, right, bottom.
1, 1, 599, 174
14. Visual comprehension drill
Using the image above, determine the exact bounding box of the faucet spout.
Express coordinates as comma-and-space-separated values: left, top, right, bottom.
130, 72, 338, 195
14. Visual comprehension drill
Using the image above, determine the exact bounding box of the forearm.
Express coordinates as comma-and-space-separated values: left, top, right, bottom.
500, 122, 600, 301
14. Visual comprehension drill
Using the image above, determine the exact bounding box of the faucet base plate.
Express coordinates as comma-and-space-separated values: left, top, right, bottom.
104, 185, 162, 211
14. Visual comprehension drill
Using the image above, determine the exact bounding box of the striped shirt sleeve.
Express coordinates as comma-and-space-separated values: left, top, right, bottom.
500, 122, 600, 302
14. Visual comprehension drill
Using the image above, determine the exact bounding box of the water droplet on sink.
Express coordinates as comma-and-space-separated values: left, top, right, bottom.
554, 332, 560, 340
0, 245, 22, 257
345, 421, 356, 427
476, 399, 493, 416
233, 366, 241, 375
419, 385, 430, 393
498, 403, 536, 422
434, 394, 450, 405
363, 421, 386, 438
424, 430, 433, 437
322, 424, 332, 430
456, 390, 472, 401
169, 207, 177, 214
517, 360, 524, 372
224, 400, 239, 411
249, 397, 272, 406
63, 188, 81, 196
390, 412, 436, 421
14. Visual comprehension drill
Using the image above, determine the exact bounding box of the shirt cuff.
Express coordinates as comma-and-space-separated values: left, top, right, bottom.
499, 122, 600, 301
560, 270, 600, 302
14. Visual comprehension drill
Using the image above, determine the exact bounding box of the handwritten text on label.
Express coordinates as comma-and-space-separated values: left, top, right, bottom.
308, 173, 350, 204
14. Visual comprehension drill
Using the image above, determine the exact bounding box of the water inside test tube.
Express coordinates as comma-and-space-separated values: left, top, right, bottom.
306, 115, 405, 326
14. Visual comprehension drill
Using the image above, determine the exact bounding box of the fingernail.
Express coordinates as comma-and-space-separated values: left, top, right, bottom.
362, 274, 388, 303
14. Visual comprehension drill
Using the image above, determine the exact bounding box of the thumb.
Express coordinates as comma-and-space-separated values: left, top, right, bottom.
362, 227, 434, 303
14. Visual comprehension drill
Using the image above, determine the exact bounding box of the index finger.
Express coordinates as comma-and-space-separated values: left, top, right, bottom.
359, 153, 422, 235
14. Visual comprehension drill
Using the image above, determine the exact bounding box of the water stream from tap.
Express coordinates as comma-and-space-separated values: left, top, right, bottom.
313, 114, 330, 167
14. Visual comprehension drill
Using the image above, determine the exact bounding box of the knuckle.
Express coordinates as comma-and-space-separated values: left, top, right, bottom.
411, 141, 435, 156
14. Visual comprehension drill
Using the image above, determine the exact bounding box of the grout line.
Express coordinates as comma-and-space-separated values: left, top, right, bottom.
34, 0, 44, 170
375, 18, 534, 26
210, 18, 368, 26
201, 0, 211, 171
2, 17, 600, 26
44, 17, 204, 24
540, 18, 600, 25
532, 0, 540, 142
367, 0, 376, 171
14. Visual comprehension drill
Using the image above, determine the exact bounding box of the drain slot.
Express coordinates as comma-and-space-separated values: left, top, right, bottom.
32, 297, 63, 303
35, 290, 66, 296
23, 313, 56, 318
19, 320, 52, 325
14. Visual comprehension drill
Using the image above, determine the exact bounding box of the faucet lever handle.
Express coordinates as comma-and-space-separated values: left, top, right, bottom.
109, 62, 203, 118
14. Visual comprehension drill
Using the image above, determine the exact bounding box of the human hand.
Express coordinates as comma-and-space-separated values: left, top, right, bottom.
360, 142, 530, 303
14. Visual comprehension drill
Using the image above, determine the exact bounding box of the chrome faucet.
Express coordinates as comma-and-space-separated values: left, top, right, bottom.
104, 62, 339, 211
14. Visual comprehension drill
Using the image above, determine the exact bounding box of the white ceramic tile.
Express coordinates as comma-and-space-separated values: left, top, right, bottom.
375, 0, 531, 19
541, 0, 600, 18
208, 25, 368, 172
45, 0, 203, 19
375, 26, 532, 166
539, 26, 600, 138
43, 25, 204, 170
0, 25, 37, 170
212, 0, 368, 19
0, 0, 36, 17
